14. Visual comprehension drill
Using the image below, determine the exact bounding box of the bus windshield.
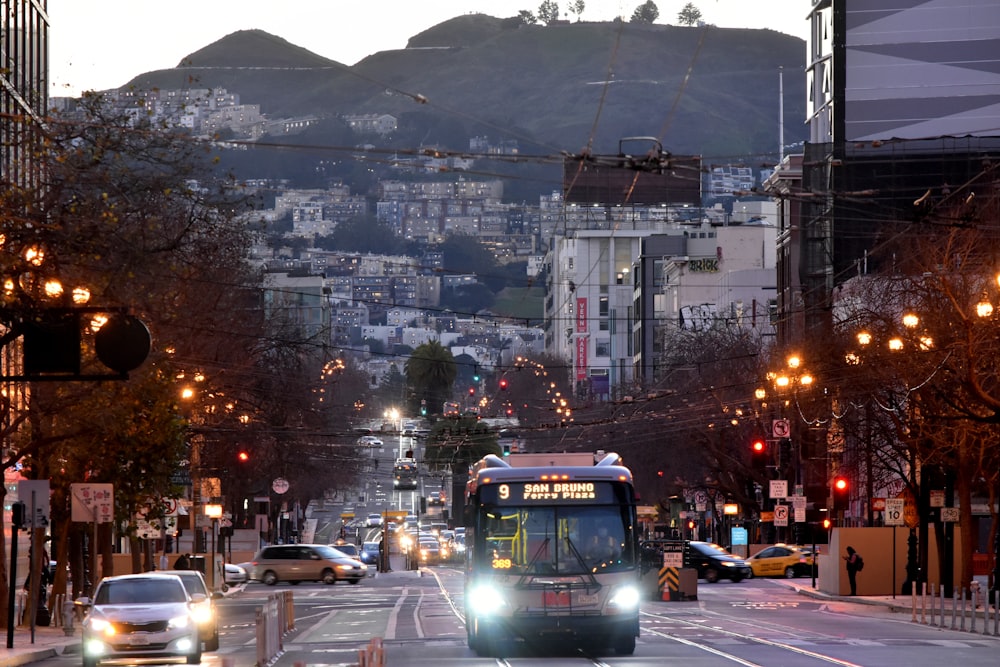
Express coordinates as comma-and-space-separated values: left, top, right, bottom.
475, 503, 635, 575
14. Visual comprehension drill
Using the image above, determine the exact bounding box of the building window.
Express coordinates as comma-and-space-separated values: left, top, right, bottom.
595, 341, 610, 357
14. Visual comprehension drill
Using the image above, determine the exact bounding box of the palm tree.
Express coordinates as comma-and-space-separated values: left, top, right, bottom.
405, 341, 457, 415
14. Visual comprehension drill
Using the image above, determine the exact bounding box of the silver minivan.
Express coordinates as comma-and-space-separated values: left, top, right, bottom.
248, 544, 367, 585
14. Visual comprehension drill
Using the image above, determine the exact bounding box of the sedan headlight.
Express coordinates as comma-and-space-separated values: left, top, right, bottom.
168, 615, 190, 629
720, 561, 735, 567
87, 618, 115, 636
189, 602, 213, 625
467, 584, 507, 616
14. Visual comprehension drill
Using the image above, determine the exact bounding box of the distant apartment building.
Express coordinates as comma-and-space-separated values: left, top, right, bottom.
707, 165, 755, 197
343, 113, 397, 135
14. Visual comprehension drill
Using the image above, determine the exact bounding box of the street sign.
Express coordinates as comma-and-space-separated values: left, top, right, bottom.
929, 490, 945, 507
884, 498, 906, 526
940, 507, 960, 523
769, 480, 788, 499
71, 483, 114, 523
872, 497, 886, 512
794, 507, 806, 523
661, 543, 684, 568
773, 505, 789, 527
772, 418, 790, 438
272, 478, 290, 494
17, 480, 51, 529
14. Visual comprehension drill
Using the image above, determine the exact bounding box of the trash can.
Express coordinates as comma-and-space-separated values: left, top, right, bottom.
188, 556, 206, 575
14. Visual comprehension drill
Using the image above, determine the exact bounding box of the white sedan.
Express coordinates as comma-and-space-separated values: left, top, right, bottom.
358, 435, 383, 448
224, 563, 248, 585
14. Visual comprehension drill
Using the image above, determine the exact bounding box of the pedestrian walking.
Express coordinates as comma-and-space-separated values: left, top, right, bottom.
173, 552, 191, 570
844, 546, 862, 595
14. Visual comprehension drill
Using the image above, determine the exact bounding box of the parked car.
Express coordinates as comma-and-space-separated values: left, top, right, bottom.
158, 570, 221, 651
78, 573, 203, 667
747, 544, 815, 579
224, 563, 248, 585
248, 544, 367, 585
427, 491, 443, 506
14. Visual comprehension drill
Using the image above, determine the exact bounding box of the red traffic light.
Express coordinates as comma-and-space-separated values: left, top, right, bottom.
499, 378, 508, 390
833, 477, 848, 492
237, 451, 250, 462
468, 387, 475, 396
751, 439, 765, 453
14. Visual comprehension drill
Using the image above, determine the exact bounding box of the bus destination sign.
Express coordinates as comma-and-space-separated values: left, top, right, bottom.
482, 481, 615, 504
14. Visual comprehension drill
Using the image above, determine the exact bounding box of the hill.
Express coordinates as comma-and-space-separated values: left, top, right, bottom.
123, 16, 806, 160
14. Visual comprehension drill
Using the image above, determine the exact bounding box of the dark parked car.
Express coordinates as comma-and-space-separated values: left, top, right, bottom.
640, 540, 750, 583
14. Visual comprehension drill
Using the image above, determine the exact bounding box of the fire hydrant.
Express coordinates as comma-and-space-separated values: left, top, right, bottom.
63, 598, 75, 636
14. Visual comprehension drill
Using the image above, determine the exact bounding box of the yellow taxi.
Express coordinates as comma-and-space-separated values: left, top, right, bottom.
747, 544, 815, 578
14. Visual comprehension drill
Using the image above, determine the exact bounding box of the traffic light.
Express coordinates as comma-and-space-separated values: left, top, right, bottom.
473, 366, 480, 382
11, 501, 25, 530
468, 387, 475, 396
502, 444, 511, 457
751, 438, 767, 469
822, 518, 832, 530
237, 450, 250, 462
499, 378, 508, 390
832, 476, 849, 511
420, 405, 427, 416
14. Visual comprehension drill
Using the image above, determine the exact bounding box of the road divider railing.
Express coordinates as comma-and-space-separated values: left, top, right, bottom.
911, 581, 1000, 635
356, 637, 385, 667
255, 590, 296, 666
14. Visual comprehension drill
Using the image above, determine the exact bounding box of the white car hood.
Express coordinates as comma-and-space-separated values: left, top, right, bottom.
91, 602, 190, 623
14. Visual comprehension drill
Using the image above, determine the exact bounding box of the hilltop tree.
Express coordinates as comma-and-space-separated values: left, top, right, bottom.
569, 0, 586, 21
677, 2, 702, 26
631, 1, 659, 23
517, 9, 537, 24
537, 0, 560, 25
405, 341, 458, 417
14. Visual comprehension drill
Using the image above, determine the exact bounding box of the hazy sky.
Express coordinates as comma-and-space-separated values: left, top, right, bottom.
48, 1, 812, 97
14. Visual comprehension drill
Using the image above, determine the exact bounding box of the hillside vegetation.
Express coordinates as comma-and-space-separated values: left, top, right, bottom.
124, 15, 806, 160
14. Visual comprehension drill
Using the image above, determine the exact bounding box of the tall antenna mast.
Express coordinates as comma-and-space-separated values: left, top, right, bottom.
779, 66, 785, 164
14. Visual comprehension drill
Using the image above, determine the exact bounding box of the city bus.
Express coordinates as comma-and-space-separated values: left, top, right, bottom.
393, 458, 419, 490
462, 452, 640, 656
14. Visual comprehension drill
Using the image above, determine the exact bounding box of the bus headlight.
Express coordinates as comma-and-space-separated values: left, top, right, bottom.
607, 585, 640, 612
468, 584, 507, 616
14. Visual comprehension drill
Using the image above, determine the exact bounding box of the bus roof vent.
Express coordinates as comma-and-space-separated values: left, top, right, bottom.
482, 454, 511, 469
595, 452, 623, 467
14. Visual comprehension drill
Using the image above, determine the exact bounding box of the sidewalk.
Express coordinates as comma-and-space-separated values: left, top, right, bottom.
0, 624, 79, 667
775, 574, 996, 616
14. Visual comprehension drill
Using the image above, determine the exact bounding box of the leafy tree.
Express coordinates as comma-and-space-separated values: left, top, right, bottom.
677, 2, 702, 26
440, 283, 495, 314
318, 215, 401, 254
517, 9, 538, 25
438, 233, 501, 289
537, 0, 560, 25
569, 0, 586, 21
630, 0, 659, 23
424, 416, 498, 472
405, 341, 458, 417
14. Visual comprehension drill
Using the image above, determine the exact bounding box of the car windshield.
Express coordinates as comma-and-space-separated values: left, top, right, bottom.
96, 578, 187, 605
475, 505, 635, 575
165, 573, 206, 596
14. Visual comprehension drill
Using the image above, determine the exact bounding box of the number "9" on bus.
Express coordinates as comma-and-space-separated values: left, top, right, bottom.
499, 484, 509, 500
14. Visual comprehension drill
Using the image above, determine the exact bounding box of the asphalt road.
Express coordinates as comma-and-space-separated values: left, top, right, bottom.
35, 564, 1000, 667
